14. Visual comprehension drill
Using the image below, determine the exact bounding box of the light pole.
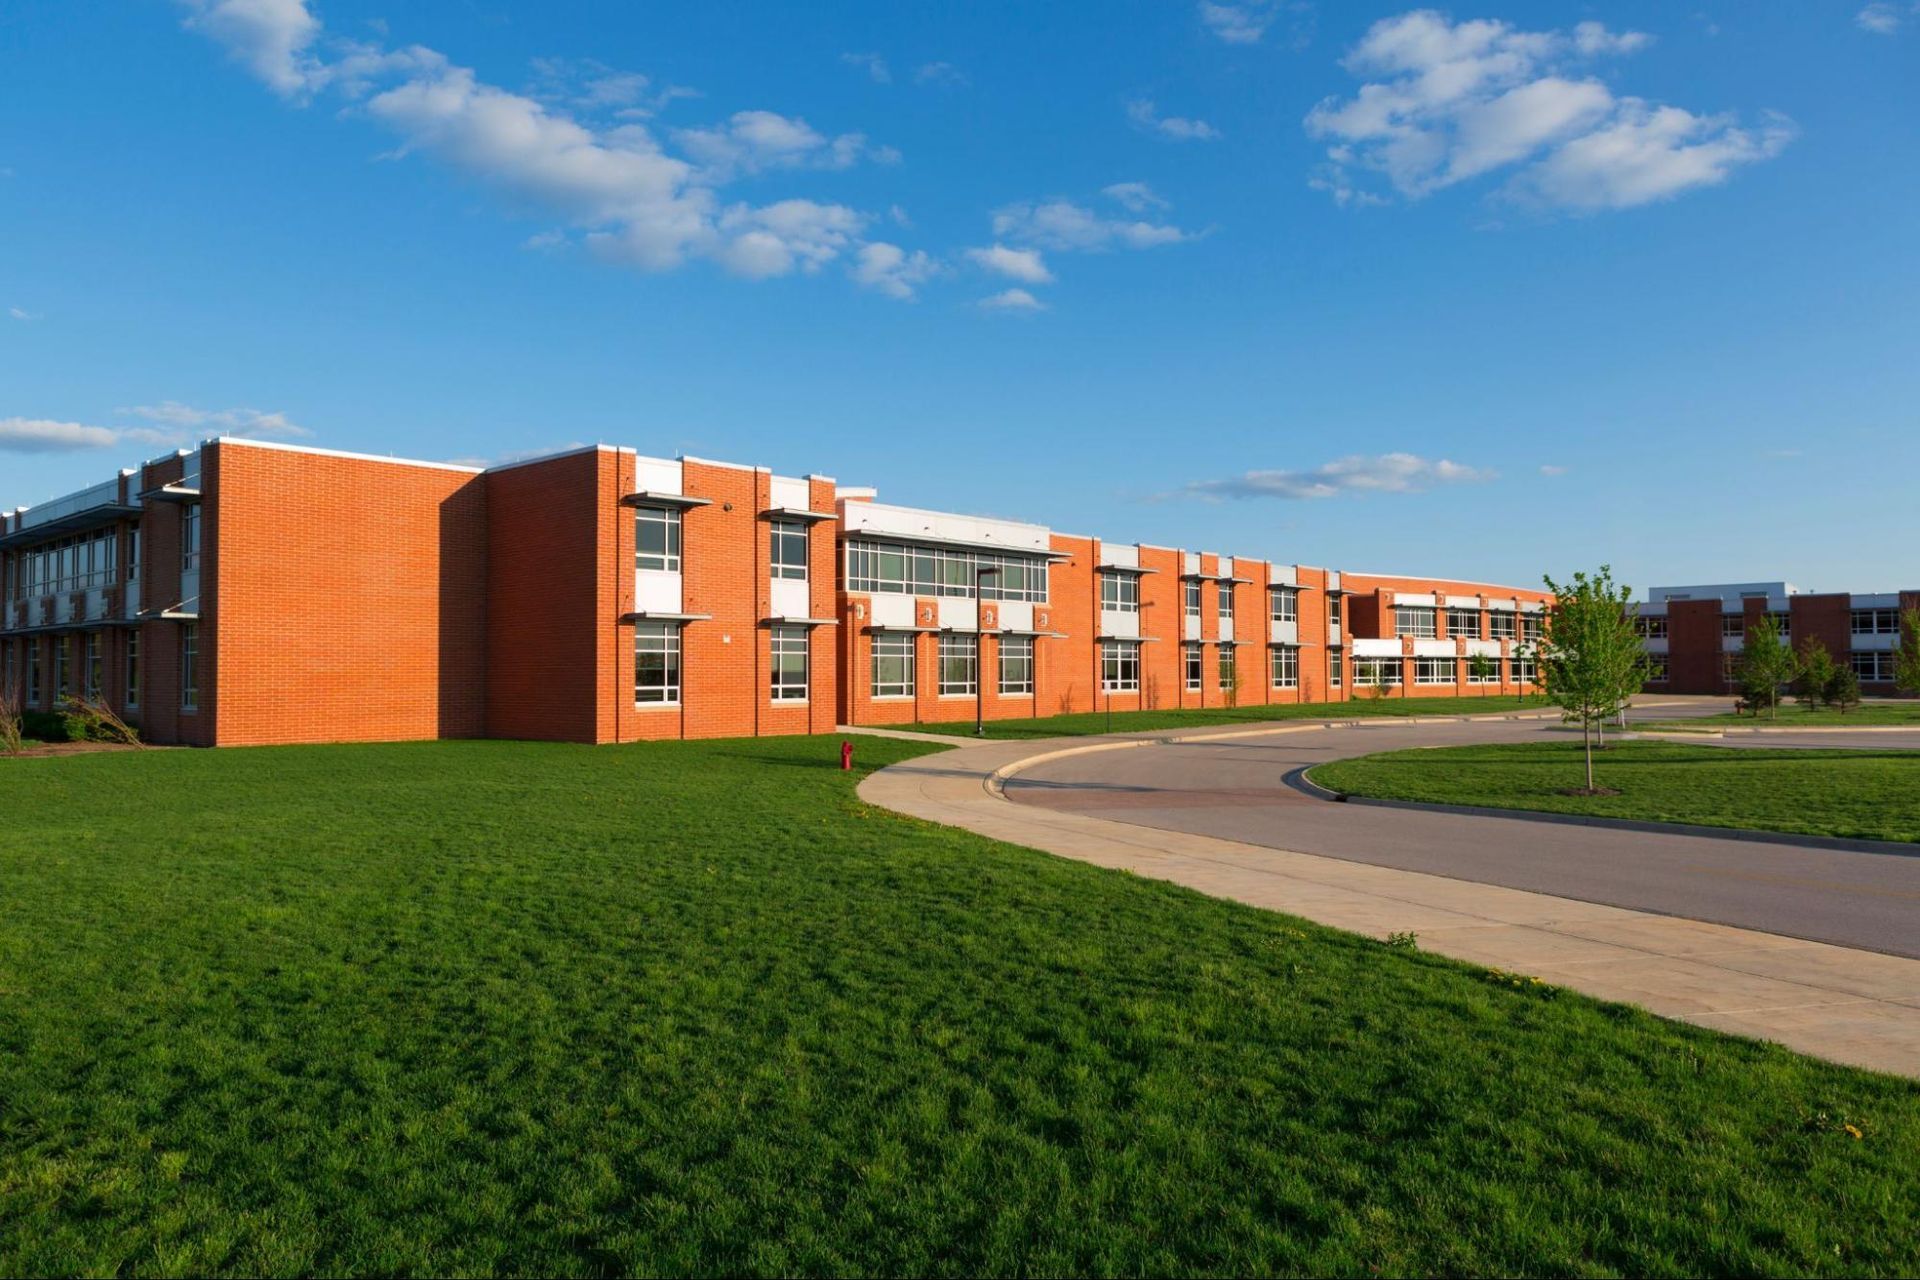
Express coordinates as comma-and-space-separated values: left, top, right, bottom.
974, 565, 1000, 736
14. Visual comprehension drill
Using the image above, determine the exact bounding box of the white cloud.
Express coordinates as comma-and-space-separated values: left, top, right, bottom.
672, 110, 896, 183
1304, 10, 1792, 211
1102, 181, 1170, 213
0, 418, 121, 453
1856, 3, 1916, 35
965, 244, 1053, 284
1186, 453, 1494, 500
1539, 463, 1568, 476
119, 401, 313, 438
709, 200, 866, 278
1199, 1, 1275, 44
1127, 98, 1221, 142
7, 306, 30, 321
0, 401, 309, 454
529, 58, 697, 118
850, 242, 939, 299
180, 0, 323, 98
979, 289, 1046, 312
992, 198, 1189, 252
840, 51, 891, 83
915, 62, 968, 88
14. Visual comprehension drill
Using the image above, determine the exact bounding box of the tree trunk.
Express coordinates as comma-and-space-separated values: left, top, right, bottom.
1583, 718, 1595, 792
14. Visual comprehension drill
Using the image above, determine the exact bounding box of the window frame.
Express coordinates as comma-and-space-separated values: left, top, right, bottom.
1218, 643, 1236, 689
998, 634, 1035, 696
179, 624, 198, 711
768, 520, 809, 582
1100, 571, 1140, 614
635, 506, 683, 574
1270, 644, 1299, 689
125, 631, 140, 708
1183, 642, 1202, 691
1394, 605, 1438, 639
181, 504, 202, 575
937, 633, 978, 697
1101, 639, 1141, 693
1445, 607, 1480, 639
770, 625, 809, 702
1414, 655, 1456, 685
871, 632, 916, 699
634, 620, 682, 705
1184, 578, 1201, 620
1269, 586, 1298, 624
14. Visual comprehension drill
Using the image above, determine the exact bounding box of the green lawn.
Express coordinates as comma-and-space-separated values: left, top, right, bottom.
904, 693, 1547, 739
1313, 740, 1920, 843
1641, 701, 1920, 731
4, 740, 1919, 1275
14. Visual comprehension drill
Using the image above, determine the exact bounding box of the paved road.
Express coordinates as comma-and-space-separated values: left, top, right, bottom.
1003, 714, 1920, 958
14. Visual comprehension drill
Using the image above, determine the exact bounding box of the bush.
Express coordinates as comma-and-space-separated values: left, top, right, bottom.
21, 710, 72, 743
18, 703, 143, 745
1825, 666, 1862, 714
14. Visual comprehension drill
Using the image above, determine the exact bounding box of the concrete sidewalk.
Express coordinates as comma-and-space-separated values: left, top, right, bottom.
856, 725, 1920, 1079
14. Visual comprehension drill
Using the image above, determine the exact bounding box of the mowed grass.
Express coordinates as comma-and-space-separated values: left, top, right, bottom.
1314, 740, 1920, 843
905, 693, 1546, 739
3, 740, 1920, 1276
1641, 701, 1920, 730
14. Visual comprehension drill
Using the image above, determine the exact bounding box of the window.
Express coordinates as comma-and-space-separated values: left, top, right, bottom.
1269, 586, 1298, 624
1634, 615, 1668, 639
26, 638, 40, 705
1510, 652, 1536, 684
1100, 571, 1139, 614
1645, 654, 1670, 683
844, 539, 1048, 602
634, 622, 681, 704
938, 634, 978, 696
1217, 581, 1234, 619
999, 635, 1034, 695
180, 624, 198, 710
1468, 654, 1500, 683
1218, 644, 1236, 689
1521, 613, 1545, 643
1852, 651, 1897, 682
1852, 609, 1899, 636
1102, 640, 1140, 693
1721, 613, 1745, 639
871, 632, 915, 698
1720, 653, 1741, 685
1394, 605, 1437, 638
84, 633, 102, 699
770, 626, 808, 701
1184, 579, 1201, 620
181, 504, 201, 574
1415, 656, 1455, 685
1445, 608, 1480, 639
769, 520, 808, 581
125, 631, 140, 708
1270, 645, 1298, 688
1769, 612, 1790, 640
1328, 594, 1342, 626
55, 637, 71, 701
128, 524, 141, 581
1184, 642, 1202, 691
636, 507, 682, 572
1488, 610, 1517, 639
1327, 647, 1342, 687
1353, 656, 1402, 687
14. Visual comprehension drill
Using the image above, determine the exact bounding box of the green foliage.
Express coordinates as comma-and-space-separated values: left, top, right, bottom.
1736, 613, 1794, 718
4, 738, 1919, 1274
1539, 566, 1646, 789
1467, 651, 1497, 694
1898, 608, 1920, 698
21, 709, 74, 742
1795, 639, 1838, 712
1825, 665, 1862, 714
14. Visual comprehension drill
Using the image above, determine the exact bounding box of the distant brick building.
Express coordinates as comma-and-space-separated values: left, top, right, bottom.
1636, 582, 1920, 697
1, 437, 1553, 745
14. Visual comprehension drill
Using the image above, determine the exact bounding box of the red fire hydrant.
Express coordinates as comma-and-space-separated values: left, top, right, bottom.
840, 740, 855, 771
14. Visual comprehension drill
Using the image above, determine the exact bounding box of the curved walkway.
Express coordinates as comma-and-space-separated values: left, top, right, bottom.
856, 709, 1920, 1078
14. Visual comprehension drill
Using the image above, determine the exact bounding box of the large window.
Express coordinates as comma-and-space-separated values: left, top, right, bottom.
938, 634, 978, 696
1488, 610, 1517, 640
1271, 645, 1299, 689
1353, 656, 1402, 687
1645, 654, 1670, 683
180, 624, 198, 710
1100, 572, 1139, 614
1394, 605, 1437, 638
769, 520, 809, 582
1467, 653, 1499, 683
1269, 586, 1298, 624
871, 633, 915, 698
999, 635, 1034, 695
636, 507, 682, 572
1445, 607, 1480, 639
770, 626, 808, 701
1721, 613, 1745, 639
128, 524, 141, 582
1852, 609, 1899, 636
125, 632, 140, 708
844, 539, 1048, 602
1634, 615, 1668, 639
26, 639, 40, 705
84, 633, 102, 699
1102, 640, 1140, 693
181, 504, 201, 574
1852, 651, 1897, 682
1184, 642, 1202, 691
1184, 579, 1201, 620
1217, 581, 1234, 620
634, 622, 681, 704
1769, 611, 1791, 640
18, 528, 120, 596
1521, 613, 1545, 642
55, 637, 71, 701
1510, 652, 1536, 684
1218, 644, 1236, 689
1414, 655, 1455, 685
1328, 647, 1342, 687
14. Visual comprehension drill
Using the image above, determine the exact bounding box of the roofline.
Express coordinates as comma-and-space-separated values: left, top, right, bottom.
211, 435, 487, 474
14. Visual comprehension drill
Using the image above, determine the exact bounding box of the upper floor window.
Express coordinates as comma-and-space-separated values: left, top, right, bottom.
1852, 609, 1898, 636
1769, 612, 1791, 640
1216, 581, 1234, 619
1394, 605, 1437, 638
1488, 610, 1517, 639
769, 520, 808, 581
1328, 594, 1342, 626
181, 504, 201, 574
128, 524, 141, 580
636, 507, 682, 573
1720, 613, 1744, 639
1184, 579, 1201, 619
1100, 571, 1139, 614
1269, 586, 1298, 624
1445, 607, 1479, 638
1634, 615, 1668, 639
844, 539, 1048, 602
1521, 613, 1545, 642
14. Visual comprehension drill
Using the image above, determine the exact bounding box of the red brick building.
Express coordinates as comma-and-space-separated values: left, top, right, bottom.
2, 438, 1552, 745
1636, 582, 1920, 696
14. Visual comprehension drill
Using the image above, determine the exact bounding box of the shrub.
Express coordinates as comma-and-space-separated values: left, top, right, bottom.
1825, 666, 1862, 715
58, 697, 143, 746
22, 710, 71, 742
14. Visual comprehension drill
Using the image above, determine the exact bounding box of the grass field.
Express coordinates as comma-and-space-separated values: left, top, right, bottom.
903, 693, 1546, 739
4, 738, 1920, 1275
1640, 701, 1920, 730
1313, 740, 1920, 843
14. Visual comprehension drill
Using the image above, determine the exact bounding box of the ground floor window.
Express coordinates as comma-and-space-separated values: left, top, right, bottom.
55, 637, 71, 702
26, 639, 40, 705
1327, 647, 1342, 687
1102, 640, 1140, 693
635, 621, 681, 705
1218, 644, 1237, 691
938, 634, 978, 696
872, 632, 915, 698
180, 624, 198, 710
1353, 656, 1401, 688
1510, 654, 1536, 684
1270, 645, 1298, 688
1720, 653, 1741, 685
999, 634, 1034, 695
84, 633, 102, 699
1414, 656, 1455, 685
1467, 655, 1500, 683
1852, 651, 1896, 682
1644, 654, 1669, 683
770, 626, 808, 701
125, 631, 140, 708
1184, 642, 1202, 691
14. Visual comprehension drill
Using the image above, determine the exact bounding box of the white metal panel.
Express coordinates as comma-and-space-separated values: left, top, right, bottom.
633, 456, 683, 495
1519, 600, 1547, 614
1413, 639, 1456, 657
1102, 543, 1139, 569
1644, 637, 1669, 654
998, 600, 1034, 631
1351, 638, 1400, 657
1327, 622, 1342, 645
1722, 635, 1744, 653
1464, 638, 1501, 657
635, 570, 682, 613
17, 477, 123, 531
1100, 609, 1141, 639
1853, 593, 1900, 609
1182, 551, 1200, 574
870, 595, 915, 628
1271, 619, 1298, 645
938, 598, 979, 631
1183, 615, 1201, 641
839, 500, 1050, 552
1218, 556, 1235, 577
770, 475, 810, 510
178, 567, 200, 615
1395, 592, 1438, 607
771, 578, 809, 618
1855, 632, 1898, 651
1269, 564, 1297, 587
1219, 618, 1235, 643
1327, 570, 1341, 592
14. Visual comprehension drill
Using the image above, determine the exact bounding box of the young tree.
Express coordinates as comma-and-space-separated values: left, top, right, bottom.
1795, 638, 1836, 713
1538, 566, 1648, 793
1468, 650, 1497, 696
1897, 607, 1920, 700
1826, 664, 1862, 714
1737, 612, 1794, 720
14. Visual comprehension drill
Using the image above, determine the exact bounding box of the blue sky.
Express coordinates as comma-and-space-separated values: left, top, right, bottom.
2, 1, 1915, 594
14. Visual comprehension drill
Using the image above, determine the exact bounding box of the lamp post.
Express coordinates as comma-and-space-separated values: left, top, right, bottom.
975, 565, 1000, 736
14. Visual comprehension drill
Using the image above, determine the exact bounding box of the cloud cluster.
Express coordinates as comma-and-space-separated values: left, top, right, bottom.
1, 402, 311, 454
1305, 10, 1793, 211
963, 185, 1191, 309
1127, 99, 1220, 142
1186, 453, 1493, 501
1857, 3, 1919, 34
179, 1, 922, 294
